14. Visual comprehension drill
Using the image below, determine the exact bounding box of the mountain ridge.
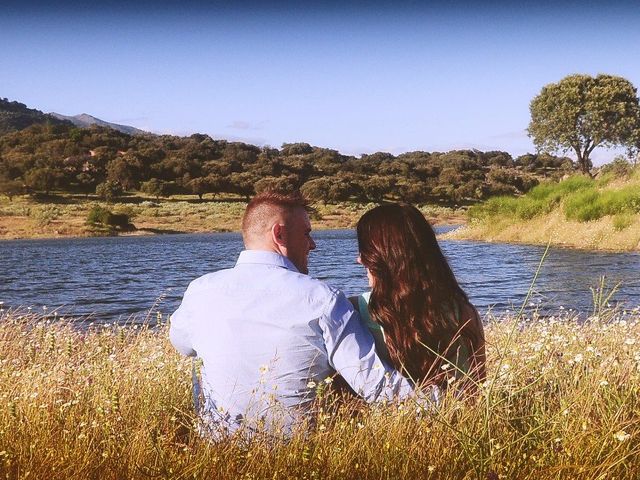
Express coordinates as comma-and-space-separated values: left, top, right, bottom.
0, 97, 70, 135
49, 112, 147, 136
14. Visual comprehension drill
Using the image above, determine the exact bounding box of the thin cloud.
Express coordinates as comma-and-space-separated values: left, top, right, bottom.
226, 120, 269, 131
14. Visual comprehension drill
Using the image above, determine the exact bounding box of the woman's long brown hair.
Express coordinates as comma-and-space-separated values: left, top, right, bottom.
357, 204, 486, 388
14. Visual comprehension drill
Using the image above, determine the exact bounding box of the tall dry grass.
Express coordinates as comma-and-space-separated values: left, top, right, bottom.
1, 306, 640, 479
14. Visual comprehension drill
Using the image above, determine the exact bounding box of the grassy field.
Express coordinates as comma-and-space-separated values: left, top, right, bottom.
446, 165, 640, 251
1, 305, 640, 479
0, 194, 463, 240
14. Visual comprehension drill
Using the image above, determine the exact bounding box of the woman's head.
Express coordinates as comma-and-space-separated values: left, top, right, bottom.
356, 204, 482, 385
356, 204, 460, 302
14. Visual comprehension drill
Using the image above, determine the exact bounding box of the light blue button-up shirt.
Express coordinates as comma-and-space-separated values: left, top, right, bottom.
169, 250, 415, 434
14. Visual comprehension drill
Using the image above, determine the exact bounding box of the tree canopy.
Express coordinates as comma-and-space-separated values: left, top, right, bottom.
528, 74, 640, 174
0, 96, 579, 206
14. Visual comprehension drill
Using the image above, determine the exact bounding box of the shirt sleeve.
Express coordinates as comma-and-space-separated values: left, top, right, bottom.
169, 293, 197, 357
320, 290, 415, 402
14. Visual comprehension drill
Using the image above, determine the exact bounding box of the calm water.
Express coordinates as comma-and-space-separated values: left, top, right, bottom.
1, 228, 639, 323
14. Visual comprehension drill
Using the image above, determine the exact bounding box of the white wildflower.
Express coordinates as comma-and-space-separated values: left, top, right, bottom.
614, 430, 631, 442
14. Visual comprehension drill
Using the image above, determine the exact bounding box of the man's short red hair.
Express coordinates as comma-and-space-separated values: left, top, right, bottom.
241, 190, 310, 244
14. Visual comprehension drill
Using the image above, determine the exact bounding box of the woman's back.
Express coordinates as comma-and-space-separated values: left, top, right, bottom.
353, 291, 485, 388
355, 203, 486, 393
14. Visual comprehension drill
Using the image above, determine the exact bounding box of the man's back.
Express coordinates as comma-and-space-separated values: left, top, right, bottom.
170, 250, 411, 434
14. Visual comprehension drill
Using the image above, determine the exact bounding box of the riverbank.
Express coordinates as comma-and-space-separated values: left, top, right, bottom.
445, 169, 640, 252
444, 209, 640, 252
0, 195, 464, 240
1, 308, 639, 479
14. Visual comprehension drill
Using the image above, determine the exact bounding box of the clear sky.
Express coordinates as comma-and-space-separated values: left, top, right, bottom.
2, 1, 639, 163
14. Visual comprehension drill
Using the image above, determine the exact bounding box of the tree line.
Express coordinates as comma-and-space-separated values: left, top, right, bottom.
0, 120, 576, 204
3, 72, 640, 204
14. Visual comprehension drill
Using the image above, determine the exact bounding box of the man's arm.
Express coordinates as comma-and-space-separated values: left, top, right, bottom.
169, 297, 197, 357
320, 291, 414, 402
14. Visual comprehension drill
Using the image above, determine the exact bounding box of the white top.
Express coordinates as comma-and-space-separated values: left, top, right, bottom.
169, 249, 416, 434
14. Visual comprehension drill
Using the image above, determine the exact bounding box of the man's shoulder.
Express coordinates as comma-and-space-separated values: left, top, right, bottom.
287, 270, 341, 300
184, 266, 341, 300
185, 268, 235, 291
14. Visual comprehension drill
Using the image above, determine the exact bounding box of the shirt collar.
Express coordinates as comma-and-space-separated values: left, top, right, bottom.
236, 250, 300, 273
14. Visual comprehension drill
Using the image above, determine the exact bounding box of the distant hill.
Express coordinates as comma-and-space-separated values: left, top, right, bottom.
0, 97, 70, 135
0, 95, 578, 212
49, 112, 147, 136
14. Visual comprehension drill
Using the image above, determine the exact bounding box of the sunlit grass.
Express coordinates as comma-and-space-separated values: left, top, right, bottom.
1, 304, 640, 479
456, 167, 640, 251
468, 169, 640, 225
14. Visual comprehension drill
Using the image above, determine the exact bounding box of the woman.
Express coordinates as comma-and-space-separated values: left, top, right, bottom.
353, 203, 486, 392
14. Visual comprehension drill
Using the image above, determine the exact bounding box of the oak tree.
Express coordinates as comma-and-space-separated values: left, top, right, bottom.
528, 74, 640, 174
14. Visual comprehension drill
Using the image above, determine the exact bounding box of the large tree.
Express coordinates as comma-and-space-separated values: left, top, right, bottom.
528, 74, 640, 174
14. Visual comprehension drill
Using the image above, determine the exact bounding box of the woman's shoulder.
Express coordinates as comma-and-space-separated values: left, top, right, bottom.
348, 292, 381, 330
348, 291, 371, 309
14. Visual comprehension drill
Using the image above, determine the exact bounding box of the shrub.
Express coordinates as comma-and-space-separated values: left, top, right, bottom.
300, 178, 331, 203
556, 174, 595, 193
564, 186, 640, 222
96, 181, 123, 202
0, 179, 24, 201
30, 205, 61, 226
515, 198, 552, 220
86, 205, 132, 230
563, 190, 602, 221
468, 196, 518, 221
598, 156, 633, 182
140, 178, 173, 199
598, 187, 640, 215
612, 213, 634, 231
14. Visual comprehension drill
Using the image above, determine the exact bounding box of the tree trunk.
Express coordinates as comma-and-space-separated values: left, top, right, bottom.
574, 147, 593, 177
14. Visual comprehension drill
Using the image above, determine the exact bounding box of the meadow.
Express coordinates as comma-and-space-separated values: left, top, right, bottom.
1, 302, 639, 479
448, 164, 640, 251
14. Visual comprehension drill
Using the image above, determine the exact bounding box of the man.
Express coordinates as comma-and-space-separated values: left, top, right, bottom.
170, 190, 417, 435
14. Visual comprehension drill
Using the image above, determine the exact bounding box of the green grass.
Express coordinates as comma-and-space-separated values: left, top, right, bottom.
613, 213, 635, 231
469, 168, 640, 224
564, 186, 640, 222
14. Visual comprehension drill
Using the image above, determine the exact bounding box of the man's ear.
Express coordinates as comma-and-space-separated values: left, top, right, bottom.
272, 223, 287, 248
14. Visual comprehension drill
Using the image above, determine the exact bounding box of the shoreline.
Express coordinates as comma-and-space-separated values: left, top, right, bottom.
3, 196, 638, 253
443, 212, 640, 253
0, 196, 466, 241
0, 218, 465, 241
443, 228, 640, 253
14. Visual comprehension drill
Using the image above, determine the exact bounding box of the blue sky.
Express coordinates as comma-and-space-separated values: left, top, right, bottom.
2, 1, 639, 163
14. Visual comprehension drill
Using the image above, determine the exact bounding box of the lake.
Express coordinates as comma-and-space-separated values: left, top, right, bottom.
1, 228, 639, 323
